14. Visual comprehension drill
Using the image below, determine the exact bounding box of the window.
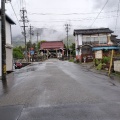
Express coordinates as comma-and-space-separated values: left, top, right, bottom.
82, 36, 86, 45
94, 37, 99, 44
82, 35, 107, 45
99, 36, 107, 44
90, 36, 99, 44
86, 37, 91, 44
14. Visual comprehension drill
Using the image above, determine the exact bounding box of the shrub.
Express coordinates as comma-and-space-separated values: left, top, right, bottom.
69, 59, 74, 62
96, 63, 103, 70
102, 56, 110, 64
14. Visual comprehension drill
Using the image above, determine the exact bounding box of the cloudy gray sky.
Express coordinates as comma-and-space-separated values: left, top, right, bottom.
4, 0, 120, 38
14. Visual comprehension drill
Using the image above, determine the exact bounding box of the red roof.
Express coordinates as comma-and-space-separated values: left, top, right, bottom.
40, 41, 64, 49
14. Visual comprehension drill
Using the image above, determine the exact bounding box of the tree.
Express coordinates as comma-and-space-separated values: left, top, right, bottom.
38, 40, 46, 49
13, 47, 24, 59
27, 41, 32, 50
70, 43, 75, 56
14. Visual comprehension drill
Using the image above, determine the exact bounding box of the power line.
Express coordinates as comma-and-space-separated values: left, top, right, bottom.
12, 0, 20, 11
28, 10, 118, 16
115, 0, 120, 32
29, 15, 118, 23
90, 0, 109, 27
10, 2, 23, 33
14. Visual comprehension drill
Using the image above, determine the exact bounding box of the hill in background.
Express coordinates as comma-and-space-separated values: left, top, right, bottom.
12, 28, 75, 47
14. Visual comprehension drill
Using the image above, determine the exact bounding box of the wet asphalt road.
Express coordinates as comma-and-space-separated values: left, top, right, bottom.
0, 59, 120, 120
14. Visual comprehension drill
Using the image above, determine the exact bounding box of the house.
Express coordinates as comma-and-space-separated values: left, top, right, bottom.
0, 12, 15, 77
40, 41, 64, 58
73, 28, 120, 62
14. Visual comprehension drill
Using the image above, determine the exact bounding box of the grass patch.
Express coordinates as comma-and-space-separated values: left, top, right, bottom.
69, 59, 74, 62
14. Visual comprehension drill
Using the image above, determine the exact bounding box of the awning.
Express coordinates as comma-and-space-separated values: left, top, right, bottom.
92, 46, 120, 51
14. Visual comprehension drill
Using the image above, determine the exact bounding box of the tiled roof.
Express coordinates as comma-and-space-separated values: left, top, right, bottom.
111, 35, 120, 44
40, 41, 64, 49
74, 28, 113, 36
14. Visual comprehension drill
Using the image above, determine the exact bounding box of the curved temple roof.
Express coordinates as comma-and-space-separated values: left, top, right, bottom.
40, 41, 64, 50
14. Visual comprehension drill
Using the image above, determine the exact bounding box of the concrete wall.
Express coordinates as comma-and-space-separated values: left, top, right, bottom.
6, 47, 13, 71
114, 61, 120, 72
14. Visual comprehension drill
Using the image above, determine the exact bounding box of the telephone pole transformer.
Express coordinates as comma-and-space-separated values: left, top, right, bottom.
65, 24, 70, 59
20, 8, 29, 62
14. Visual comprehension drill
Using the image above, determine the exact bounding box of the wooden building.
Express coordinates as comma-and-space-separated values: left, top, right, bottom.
73, 28, 120, 62
40, 41, 64, 58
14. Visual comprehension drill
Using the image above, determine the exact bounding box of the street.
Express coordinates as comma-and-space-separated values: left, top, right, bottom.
0, 59, 120, 120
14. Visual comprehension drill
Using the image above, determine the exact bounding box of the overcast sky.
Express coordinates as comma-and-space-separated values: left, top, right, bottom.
4, 0, 120, 38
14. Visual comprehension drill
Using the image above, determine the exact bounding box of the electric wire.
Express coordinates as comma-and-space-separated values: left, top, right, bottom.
29, 15, 118, 23
28, 10, 119, 16
115, 0, 120, 32
10, 2, 23, 33
90, 0, 109, 27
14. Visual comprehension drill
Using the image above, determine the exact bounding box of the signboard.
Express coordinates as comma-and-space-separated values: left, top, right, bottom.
95, 50, 102, 59
30, 50, 34, 55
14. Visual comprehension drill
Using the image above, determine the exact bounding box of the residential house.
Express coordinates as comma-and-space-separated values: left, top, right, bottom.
73, 28, 120, 62
0, 12, 15, 77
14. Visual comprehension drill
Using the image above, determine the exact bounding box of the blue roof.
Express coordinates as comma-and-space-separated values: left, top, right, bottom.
92, 46, 120, 51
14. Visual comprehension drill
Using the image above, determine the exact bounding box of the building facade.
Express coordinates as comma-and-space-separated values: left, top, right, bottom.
0, 14, 15, 77
73, 28, 119, 62
40, 41, 64, 58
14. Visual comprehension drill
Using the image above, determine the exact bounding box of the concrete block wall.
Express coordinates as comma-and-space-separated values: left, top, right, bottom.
114, 61, 120, 72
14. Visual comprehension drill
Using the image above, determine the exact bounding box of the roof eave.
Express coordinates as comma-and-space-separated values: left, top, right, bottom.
6, 15, 16, 25
0, 10, 16, 24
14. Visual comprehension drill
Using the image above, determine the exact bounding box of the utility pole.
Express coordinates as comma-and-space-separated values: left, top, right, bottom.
29, 25, 34, 44
37, 32, 39, 61
1, 0, 6, 81
20, 8, 29, 62
65, 24, 70, 59
29, 25, 34, 62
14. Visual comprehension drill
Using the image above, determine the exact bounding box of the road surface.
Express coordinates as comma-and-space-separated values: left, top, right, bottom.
0, 59, 120, 120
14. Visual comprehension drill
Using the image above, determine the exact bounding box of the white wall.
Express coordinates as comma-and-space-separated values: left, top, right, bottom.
75, 35, 83, 56
75, 35, 78, 56
78, 35, 82, 46
6, 21, 11, 44
0, 20, 13, 77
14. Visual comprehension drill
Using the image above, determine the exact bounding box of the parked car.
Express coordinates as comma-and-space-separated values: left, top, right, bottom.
14, 62, 23, 69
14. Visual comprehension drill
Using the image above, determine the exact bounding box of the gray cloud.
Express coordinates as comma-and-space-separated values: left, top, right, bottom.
92, 0, 118, 10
